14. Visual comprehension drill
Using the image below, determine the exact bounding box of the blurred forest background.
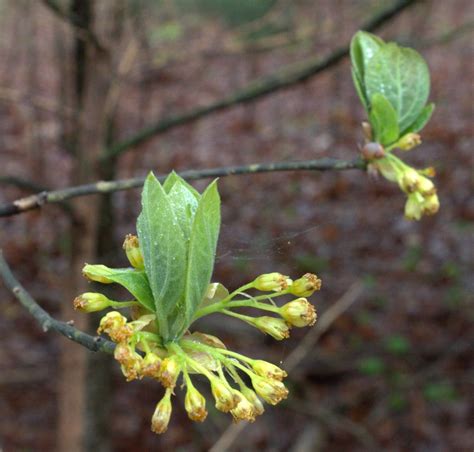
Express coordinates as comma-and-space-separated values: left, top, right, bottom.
0, 0, 473, 451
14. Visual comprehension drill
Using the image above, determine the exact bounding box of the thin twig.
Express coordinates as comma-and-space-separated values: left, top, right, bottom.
0, 250, 115, 354
0, 157, 365, 217
41, 0, 106, 54
102, 0, 418, 160
209, 282, 364, 452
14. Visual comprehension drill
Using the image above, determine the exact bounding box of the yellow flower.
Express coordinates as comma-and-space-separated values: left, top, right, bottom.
97, 311, 133, 342
240, 387, 265, 416
397, 133, 422, 151
82, 264, 113, 283
141, 352, 162, 379
184, 384, 207, 422
210, 378, 237, 413
73, 292, 111, 313
159, 355, 181, 388
230, 394, 256, 422
123, 234, 144, 269
253, 316, 291, 340
151, 389, 172, 434
114, 342, 143, 381
280, 298, 317, 327
254, 273, 292, 292
252, 360, 287, 381
251, 375, 289, 405
289, 273, 322, 297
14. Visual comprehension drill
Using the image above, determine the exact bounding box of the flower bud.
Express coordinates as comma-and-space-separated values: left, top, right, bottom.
184, 384, 207, 422
97, 311, 133, 342
280, 298, 317, 327
397, 133, 421, 151
399, 168, 420, 193
404, 194, 423, 221
240, 387, 265, 416
114, 342, 143, 381
361, 121, 373, 142
230, 394, 256, 422
141, 352, 162, 379
422, 193, 440, 216
73, 292, 111, 313
82, 264, 113, 284
123, 234, 144, 270
252, 360, 287, 381
289, 273, 322, 297
251, 375, 289, 405
252, 316, 290, 340
151, 390, 172, 434
159, 355, 181, 388
253, 273, 292, 292
210, 378, 237, 412
418, 176, 436, 197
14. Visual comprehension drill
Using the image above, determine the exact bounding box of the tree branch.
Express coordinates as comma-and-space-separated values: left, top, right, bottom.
0, 250, 114, 354
0, 157, 365, 217
102, 0, 418, 160
41, 0, 106, 54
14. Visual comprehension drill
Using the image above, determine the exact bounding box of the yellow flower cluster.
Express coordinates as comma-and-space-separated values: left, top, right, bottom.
73, 235, 322, 434
362, 128, 440, 221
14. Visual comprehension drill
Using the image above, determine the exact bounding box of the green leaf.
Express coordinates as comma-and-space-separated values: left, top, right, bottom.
369, 93, 400, 146
163, 171, 200, 200
365, 43, 430, 132
401, 103, 435, 135
350, 31, 384, 110
174, 180, 221, 337
83, 264, 154, 311
167, 180, 199, 241
351, 67, 369, 112
137, 173, 187, 339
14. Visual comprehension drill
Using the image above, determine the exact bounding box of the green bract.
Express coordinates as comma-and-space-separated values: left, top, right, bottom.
350, 31, 434, 146
137, 172, 221, 341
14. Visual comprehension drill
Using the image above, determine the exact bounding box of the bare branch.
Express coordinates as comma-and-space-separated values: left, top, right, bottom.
0, 157, 365, 217
0, 250, 114, 354
102, 0, 418, 160
41, 0, 106, 54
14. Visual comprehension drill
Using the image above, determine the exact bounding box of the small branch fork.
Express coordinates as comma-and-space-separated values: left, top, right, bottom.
0, 250, 115, 354
0, 157, 365, 217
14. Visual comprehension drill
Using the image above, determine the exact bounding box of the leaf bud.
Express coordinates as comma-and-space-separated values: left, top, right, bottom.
73, 292, 111, 313
280, 298, 317, 327
253, 273, 292, 292
397, 133, 421, 151
123, 234, 145, 269
184, 384, 207, 422
289, 273, 322, 297
151, 390, 172, 434
361, 142, 385, 160
252, 316, 291, 340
